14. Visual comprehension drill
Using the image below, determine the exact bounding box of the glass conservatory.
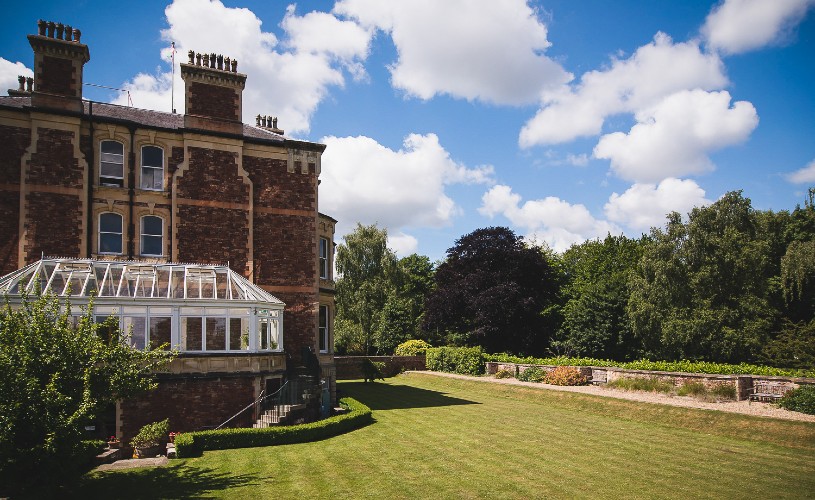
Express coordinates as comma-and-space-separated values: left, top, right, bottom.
0, 258, 284, 353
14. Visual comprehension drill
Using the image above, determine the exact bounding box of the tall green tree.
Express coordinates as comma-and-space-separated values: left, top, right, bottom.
627, 192, 776, 362
423, 227, 559, 355
556, 234, 646, 360
377, 254, 435, 353
0, 292, 172, 496
334, 223, 397, 355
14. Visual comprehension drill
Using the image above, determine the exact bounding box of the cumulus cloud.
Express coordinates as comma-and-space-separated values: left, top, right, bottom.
593, 89, 758, 183
479, 185, 620, 251
0, 58, 33, 96
333, 0, 571, 105
388, 232, 419, 256
702, 0, 815, 55
320, 133, 494, 243
113, 0, 372, 134
519, 33, 727, 147
786, 159, 815, 184
604, 178, 711, 232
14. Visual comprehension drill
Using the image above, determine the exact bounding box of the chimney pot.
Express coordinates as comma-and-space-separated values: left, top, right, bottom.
209, 53, 216, 68
65, 25, 73, 41
202, 53, 209, 66
256, 114, 261, 126
231, 59, 238, 72
273, 117, 278, 129
37, 20, 46, 36
17, 75, 25, 91
217, 54, 223, 70
26, 77, 33, 92
195, 52, 202, 65
224, 56, 230, 69
56, 23, 65, 40
73, 28, 81, 43
262, 116, 267, 127
188, 50, 194, 64
46, 21, 56, 38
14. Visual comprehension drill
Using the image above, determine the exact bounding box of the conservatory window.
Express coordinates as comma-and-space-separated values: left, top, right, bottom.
140, 215, 163, 256
99, 213, 123, 254
141, 145, 164, 190
100, 140, 124, 187
123, 316, 147, 350
149, 316, 172, 350
258, 311, 280, 351
319, 305, 329, 353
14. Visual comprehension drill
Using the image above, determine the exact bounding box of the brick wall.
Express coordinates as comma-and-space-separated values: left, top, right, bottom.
119, 376, 257, 441
176, 205, 249, 273
38, 56, 74, 95
28, 128, 82, 187
0, 125, 29, 274
23, 192, 82, 261
187, 82, 239, 121
178, 147, 247, 202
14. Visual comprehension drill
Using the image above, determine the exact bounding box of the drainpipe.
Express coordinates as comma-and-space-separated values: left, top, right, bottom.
127, 126, 136, 259
86, 101, 94, 257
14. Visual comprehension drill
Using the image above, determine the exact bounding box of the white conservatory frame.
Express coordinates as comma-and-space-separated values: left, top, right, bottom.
0, 258, 285, 354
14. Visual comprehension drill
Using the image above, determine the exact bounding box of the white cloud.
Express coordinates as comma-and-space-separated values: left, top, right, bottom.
388, 232, 419, 256
786, 159, 815, 184
593, 89, 758, 183
604, 178, 711, 232
113, 0, 372, 134
519, 33, 727, 147
334, 0, 571, 105
702, 0, 815, 55
479, 185, 620, 252
0, 58, 33, 96
320, 133, 494, 241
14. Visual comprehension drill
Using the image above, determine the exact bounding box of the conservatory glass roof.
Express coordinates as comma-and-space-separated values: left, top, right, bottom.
0, 258, 282, 305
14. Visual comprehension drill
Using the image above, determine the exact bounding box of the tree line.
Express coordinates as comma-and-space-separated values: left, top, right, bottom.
334, 190, 815, 369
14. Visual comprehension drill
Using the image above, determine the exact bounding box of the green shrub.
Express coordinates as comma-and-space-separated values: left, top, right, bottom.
607, 377, 674, 393
678, 381, 707, 397
394, 339, 432, 356
778, 385, 815, 415
425, 347, 485, 375
709, 383, 737, 400
174, 397, 372, 458
494, 369, 513, 379
542, 366, 587, 386
361, 358, 385, 382
131, 419, 169, 448
517, 367, 546, 382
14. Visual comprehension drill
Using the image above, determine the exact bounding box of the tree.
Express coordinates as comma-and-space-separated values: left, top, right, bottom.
377, 254, 436, 352
556, 235, 645, 360
627, 192, 776, 362
335, 224, 397, 355
0, 292, 172, 495
423, 227, 559, 355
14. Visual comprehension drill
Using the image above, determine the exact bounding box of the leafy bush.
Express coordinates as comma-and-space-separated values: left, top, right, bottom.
542, 366, 587, 386
494, 369, 513, 379
174, 398, 372, 458
710, 383, 737, 400
677, 381, 707, 397
425, 347, 485, 375
131, 419, 170, 448
485, 353, 814, 378
394, 339, 432, 356
607, 377, 674, 393
516, 367, 546, 382
361, 358, 385, 382
777, 385, 815, 415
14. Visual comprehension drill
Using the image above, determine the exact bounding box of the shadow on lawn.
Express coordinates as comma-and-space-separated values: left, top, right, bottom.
69, 464, 268, 499
340, 381, 480, 410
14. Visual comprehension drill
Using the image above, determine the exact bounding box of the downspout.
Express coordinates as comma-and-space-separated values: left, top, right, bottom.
86, 101, 94, 257
127, 126, 136, 259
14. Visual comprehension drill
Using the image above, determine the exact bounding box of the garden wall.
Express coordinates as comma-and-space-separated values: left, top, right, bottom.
335, 356, 426, 379
485, 362, 815, 401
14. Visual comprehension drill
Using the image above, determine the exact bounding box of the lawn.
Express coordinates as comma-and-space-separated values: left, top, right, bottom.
75, 373, 815, 499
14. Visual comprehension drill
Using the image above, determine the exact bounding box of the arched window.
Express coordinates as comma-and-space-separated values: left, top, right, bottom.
141, 145, 164, 190
99, 213, 123, 254
100, 140, 124, 187
140, 215, 163, 256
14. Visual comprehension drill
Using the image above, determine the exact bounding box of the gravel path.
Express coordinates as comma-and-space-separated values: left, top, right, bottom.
406, 371, 815, 423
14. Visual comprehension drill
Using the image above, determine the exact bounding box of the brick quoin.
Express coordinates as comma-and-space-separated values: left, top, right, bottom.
188, 83, 239, 121
176, 205, 249, 273
28, 128, 82, 188
119, 377, 256, 439
23, 192, 82, 262
38, 56, 74, 95
168, 146, 184, 175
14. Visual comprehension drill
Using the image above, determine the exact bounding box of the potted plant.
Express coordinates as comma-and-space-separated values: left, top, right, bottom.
131, 419, 169, 458
107, 435, 121, 449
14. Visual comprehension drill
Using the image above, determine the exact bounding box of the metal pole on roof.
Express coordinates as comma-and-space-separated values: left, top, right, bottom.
170, 41, 176, 113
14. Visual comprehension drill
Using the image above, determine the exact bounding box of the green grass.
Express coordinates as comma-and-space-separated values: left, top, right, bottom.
73, 373, 815, 499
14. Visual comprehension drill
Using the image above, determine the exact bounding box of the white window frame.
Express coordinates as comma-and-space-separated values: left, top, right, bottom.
319, 237, 329, 279
140, 145, 164, 191
140, 215, 164, 257
99, 140, 124, 187
98, 212, 123, 255
319, 304, 329, 353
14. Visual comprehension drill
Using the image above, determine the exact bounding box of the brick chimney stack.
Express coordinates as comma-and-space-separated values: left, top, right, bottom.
180, 50, 247, 135
28, 20, 90, 113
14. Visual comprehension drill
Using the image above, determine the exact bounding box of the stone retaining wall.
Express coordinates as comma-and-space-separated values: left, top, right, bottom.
335, 356, 426, 379
485, 361, 815, 401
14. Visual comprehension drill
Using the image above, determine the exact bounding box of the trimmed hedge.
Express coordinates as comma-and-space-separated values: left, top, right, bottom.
426, 346, 485, 375
174, 397, 372, 458
486, 353, 815, 378
394, 339, 432, 356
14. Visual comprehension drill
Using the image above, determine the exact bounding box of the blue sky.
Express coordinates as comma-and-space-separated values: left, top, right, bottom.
3, 0, 814, 262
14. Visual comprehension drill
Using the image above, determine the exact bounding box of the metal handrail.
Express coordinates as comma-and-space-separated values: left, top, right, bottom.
214, 381, 291, 430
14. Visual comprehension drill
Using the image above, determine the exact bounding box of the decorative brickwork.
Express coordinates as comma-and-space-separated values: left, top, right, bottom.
0, 125, 29, 184
244, 155, 316, 210
38, 55, 74, 95
28, 128, 82, 188
178, 147, 247, 202
187, 82, 239, 121
168, 146, 184, 175
23, 192, 82, 262
177, 205, 248, 273
119, 376, 256, 441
